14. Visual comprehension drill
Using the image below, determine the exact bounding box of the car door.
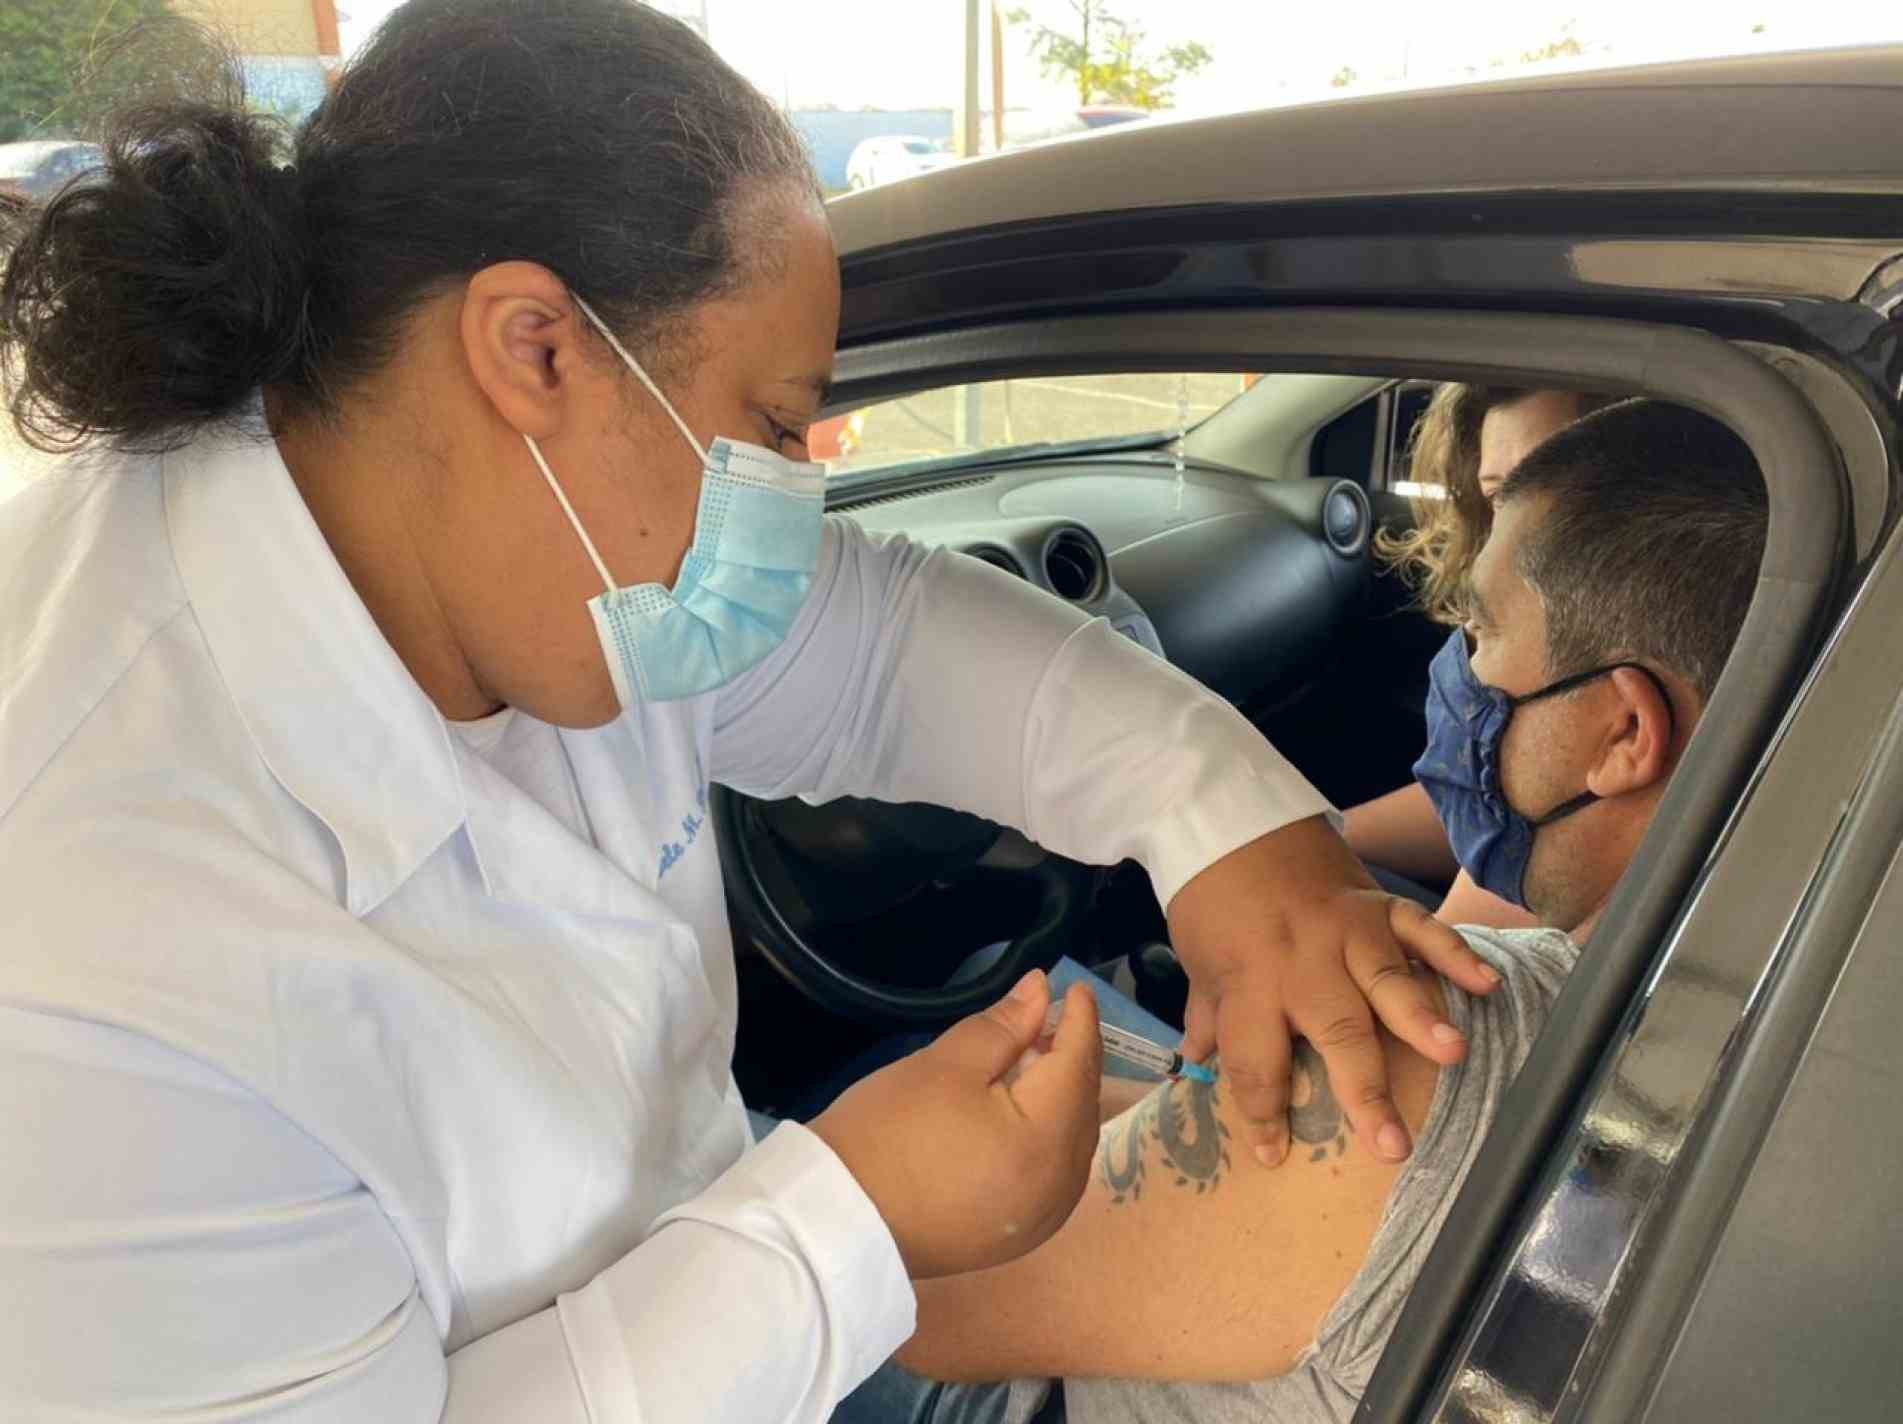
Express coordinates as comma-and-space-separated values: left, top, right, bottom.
826, 237, 1893, 1424
824, 55, 1903, 1417
812, 295, 1887, 1420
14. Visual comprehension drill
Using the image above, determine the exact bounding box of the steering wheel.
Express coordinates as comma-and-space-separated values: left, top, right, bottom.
712, 785, 1100, 1028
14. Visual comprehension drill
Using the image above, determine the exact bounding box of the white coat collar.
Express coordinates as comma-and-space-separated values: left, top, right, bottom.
164, 418, 468, 917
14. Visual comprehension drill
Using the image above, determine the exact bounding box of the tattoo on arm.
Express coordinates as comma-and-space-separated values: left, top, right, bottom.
1101, 1071, 1229, 1204
1100, 1043, 1350, 1206
1289, 1040, 1352, 1163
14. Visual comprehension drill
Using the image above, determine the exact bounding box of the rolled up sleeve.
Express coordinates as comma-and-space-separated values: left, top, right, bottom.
713, 519, 1332, 907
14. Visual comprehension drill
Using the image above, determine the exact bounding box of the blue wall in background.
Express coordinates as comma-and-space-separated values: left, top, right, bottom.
790, 110, 953, 190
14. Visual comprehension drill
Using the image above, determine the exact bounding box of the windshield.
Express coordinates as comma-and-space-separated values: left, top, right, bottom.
814, 373, 1261, 478
901, 139, 936, 154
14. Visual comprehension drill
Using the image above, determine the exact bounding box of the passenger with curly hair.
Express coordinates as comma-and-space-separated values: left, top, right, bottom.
1346, 384, 1617, 928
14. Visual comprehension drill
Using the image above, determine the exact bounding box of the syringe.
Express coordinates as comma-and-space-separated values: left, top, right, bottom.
1043, 1003, 1217, 1085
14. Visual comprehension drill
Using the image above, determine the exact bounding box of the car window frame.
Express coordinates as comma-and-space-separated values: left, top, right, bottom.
825, 304, 1853, 1422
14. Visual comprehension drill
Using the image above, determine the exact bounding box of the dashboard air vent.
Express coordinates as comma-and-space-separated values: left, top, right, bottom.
1042, 527, 1106, 603
965, 545, 1026, 578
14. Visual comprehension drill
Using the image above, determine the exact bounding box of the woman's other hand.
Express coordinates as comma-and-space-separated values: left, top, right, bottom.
811, 972, 1102, 1280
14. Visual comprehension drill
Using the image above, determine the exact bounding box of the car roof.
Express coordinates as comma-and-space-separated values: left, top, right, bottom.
829, 44, 1903, 258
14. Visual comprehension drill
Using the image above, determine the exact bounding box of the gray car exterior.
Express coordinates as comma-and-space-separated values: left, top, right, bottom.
823, 45, 1903, 1423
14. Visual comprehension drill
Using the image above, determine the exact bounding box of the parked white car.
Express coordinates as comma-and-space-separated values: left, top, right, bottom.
0, 141, 102, 200
844, 135, 955, 190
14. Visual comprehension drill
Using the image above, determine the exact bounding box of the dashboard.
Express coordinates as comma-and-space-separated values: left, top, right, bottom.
835, 450, 1376, 714
721, 448, 1393, 1040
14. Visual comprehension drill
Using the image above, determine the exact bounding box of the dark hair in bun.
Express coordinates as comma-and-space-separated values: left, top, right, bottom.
0, 0, 816, 452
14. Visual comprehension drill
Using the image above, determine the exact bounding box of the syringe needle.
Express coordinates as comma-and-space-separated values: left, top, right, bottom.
1042, 1003, 1217, 1084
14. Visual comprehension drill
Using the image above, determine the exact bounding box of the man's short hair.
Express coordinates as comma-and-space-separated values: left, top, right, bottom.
1497, 400, 1768, 701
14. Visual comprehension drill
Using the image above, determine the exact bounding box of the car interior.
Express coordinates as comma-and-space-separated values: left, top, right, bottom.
729, 308, 1852, 1102
716, 300, 1869, 1415
728, 366, 1440, 1096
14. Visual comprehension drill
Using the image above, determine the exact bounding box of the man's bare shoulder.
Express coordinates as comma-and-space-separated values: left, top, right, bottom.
905, 943, 1577, 1392
905, 1022, 1441, 1386
1097, 1039, 1365, 1209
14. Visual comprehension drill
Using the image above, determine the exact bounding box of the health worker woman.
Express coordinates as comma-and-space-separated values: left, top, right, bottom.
0, 2, 1494, 1420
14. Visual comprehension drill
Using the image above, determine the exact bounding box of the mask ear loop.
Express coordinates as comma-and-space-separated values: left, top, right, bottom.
524, 428, 659, 774
1511, 660, 1678, 741
570, 294, 708, 465
1512, 661, 1679, 828
523, 433, 617, 596
519, 293, 711, 599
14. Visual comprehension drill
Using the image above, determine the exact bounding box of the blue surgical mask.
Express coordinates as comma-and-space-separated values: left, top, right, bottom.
522, 295, 826, 708
1412, 628, 1672, 909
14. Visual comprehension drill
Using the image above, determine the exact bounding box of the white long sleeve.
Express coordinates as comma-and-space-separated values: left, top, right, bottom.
1, 441, 919, 1424
714, 519, 1333, 905
0, 1008, 911, 1424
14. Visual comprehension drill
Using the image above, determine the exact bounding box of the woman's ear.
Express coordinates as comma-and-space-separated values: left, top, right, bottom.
1585, 666, 1678, 800
459, 262, 592, 441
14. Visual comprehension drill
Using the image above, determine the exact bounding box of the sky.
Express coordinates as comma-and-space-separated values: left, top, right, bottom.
334, 1, 1903, 116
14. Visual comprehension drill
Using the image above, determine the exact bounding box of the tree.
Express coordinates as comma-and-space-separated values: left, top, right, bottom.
1465, 20, 1592, 77
1330, 66, 1358, 90
1007, 1, 1212, 111
0, 0, 206, 144
1518, 20, 1586, 66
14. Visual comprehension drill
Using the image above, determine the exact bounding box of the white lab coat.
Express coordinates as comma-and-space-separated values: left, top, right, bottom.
0, 422, 1330, 1422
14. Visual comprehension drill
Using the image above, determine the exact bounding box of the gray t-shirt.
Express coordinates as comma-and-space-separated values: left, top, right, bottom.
1003, 925, 1581, 1424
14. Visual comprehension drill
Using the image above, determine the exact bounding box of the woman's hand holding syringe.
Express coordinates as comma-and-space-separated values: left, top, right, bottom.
1040, 1000, 1217, 1085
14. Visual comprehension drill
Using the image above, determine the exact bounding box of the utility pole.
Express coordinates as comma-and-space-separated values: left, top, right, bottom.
990, 0, 1006, 152
954, 0, 982, 158
952, 0, 983, 450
